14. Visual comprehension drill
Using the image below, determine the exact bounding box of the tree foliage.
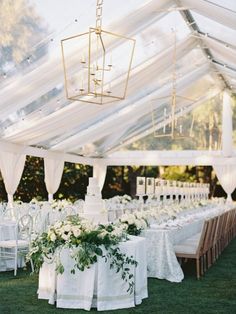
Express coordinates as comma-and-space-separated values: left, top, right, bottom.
0, 0, 47, 72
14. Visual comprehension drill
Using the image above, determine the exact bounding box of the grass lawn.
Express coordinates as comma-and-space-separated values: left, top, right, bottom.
0, 238, 236, 314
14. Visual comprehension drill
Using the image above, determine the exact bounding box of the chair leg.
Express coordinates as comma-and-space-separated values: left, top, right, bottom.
14, 247, 18, 276
203, 254, 207, 273
207, 250, 212, 268
196, 258, 200, 279
200, 256, 204, 276
30, 259, 34, 273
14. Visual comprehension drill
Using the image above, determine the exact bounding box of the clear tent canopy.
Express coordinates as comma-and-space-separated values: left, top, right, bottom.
0, 0, 235, 164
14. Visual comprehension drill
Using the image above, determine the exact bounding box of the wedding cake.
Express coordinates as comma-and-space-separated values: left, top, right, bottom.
82, 177, 108, 224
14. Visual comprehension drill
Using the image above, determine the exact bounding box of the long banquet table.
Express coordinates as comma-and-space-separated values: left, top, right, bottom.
38, 236, 148, 311
142, 204, 231, 282
142, 219, 203, 282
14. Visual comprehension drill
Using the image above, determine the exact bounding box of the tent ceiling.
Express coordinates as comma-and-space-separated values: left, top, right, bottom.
0, 0, 235, 160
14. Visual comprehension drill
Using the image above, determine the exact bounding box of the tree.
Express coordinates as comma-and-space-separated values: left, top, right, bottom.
15, 156, 47, 202
0, 0, 48, 73
14, 157, 92, 202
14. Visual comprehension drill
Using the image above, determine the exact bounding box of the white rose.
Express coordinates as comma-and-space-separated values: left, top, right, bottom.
135, 212, 143, 219
82, 221, 95, 232
61, 232, 71, 241
63, 224, 71, 232
127, 214, 136, 225
120, 223, 128, 231
135, 219, 142, 229
49, 232, 57, 242
71, 226, 81, 237
127, 217, 135, 225
111, 227, 123, 237
54, 221, 62, 229
98, 230, 108, 239
120, 214, 130, 223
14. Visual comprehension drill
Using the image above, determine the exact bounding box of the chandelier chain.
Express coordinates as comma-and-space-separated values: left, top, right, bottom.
96, 0, 103, 30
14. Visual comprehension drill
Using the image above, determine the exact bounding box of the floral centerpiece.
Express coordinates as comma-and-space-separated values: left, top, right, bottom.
119, 212, 149, 236
27, 216, 137, 293
109, 195, 132, 205
51, 199, 73, 211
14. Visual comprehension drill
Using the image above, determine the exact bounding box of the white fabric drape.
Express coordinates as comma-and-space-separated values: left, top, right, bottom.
44, 157, 64, 201
3, 36, 197, 148
93, 162, 107, 192
222, 91, 233, 157
214, 164, 236, 202
0, 151, 26, 207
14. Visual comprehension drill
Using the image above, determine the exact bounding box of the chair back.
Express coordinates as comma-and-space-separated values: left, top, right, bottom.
66, 206, 77, 216
195, 220, 209, 256
202, 216, 218, 253
196, 217, 217, 256
17, 214, 33, 242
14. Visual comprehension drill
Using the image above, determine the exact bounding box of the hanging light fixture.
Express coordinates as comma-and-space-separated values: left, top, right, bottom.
61, 0, 136, 105
150, 27, 195, 139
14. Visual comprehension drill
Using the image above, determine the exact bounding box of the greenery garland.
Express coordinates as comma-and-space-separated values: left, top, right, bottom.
27, 216, 137, 293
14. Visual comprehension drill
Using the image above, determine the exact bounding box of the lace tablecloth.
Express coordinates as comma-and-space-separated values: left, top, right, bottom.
141, 203, 232, 282
38, 236, 148, 311
142, 219, 204, 282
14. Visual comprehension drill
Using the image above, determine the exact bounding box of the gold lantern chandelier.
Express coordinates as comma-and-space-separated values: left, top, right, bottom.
151, 28, 195, 139
61, 0, 136, 105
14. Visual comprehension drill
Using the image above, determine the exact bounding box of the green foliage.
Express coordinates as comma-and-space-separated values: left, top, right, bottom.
28, 217, 137, 293
55, 162, 92, 201
161, 166, 195, 182
3, 157, 92, 203
127, 94, 222, 151
15, 156, 47, 202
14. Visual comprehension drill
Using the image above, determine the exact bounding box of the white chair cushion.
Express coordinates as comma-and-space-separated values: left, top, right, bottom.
174, 243, 197, 255
174, 232, 201, 255
0, 239, 29, 248
184, 232, 201, 244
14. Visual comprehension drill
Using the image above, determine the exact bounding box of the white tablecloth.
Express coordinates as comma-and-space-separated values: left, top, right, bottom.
142, 220, 203, 282
142, 204, 230, 283
38, 236, 148, 311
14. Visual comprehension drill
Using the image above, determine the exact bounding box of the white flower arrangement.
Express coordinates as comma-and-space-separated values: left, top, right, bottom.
27, 216, 137, 294
51, 199, 73, 211
109, 195, 132, 205
119, 212, 148, 235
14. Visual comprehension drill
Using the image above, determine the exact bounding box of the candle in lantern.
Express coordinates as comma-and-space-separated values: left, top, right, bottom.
108, 53, 112, 68
81, 53, 86, 64
164, 107, 167, 117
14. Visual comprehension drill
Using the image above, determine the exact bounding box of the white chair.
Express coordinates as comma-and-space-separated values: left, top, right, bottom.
74, 199, 84, 213
65, 205, 77, 216
0, 214, 34, 275
32, 210, 49, 236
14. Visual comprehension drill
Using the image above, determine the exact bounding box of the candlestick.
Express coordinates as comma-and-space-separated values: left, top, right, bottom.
81, 53, 86, 64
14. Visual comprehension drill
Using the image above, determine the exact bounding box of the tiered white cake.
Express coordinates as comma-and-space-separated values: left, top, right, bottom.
82, 177, 108, 224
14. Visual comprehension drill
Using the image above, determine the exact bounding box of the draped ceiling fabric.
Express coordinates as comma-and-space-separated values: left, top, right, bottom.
93, 162, 107, 192
0, 0, 235, 196
214, 164, 236, 202
222, 92, 233, 157
0, 151, 26, 206
44, 157, 65, 202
